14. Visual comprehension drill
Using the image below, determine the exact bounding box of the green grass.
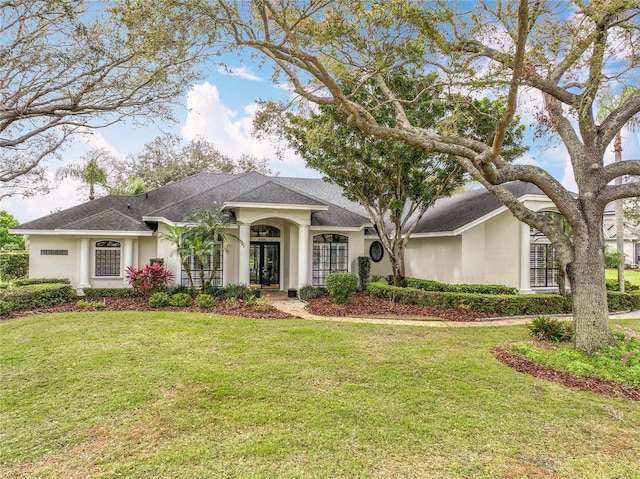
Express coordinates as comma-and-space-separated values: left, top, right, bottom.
606, 268, 640, 287
2, 312, 640, 478
512, 325, 640, 388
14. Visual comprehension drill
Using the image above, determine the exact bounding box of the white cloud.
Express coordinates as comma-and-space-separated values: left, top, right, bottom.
180, 82, 312, 177
216, 65, 261, 81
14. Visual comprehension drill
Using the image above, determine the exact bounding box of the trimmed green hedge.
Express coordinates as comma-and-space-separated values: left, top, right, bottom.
11, 278, 70, 287
367, 282, 565, 316
0, 283, 75, 315
83, 287, 140, 298
406, 277, 519, 295
368, 282, 640, 315
603, 292, 640, 311
0, 251, 28, 281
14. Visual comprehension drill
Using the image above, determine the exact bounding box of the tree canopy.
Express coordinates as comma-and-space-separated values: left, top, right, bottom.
283, 71, 527, 285
0, 0, 206, 199
121, 133, 272, 189
173, 0, 640, 353
0, 211, 24, 250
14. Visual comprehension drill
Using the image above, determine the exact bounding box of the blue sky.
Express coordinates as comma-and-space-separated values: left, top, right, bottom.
1, 59, 639, 224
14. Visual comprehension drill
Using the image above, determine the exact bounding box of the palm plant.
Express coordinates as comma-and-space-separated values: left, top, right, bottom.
56, 148, 111, 201
160, 204, 241, 292
158, 225, 195, 289
597, 86, 640, 291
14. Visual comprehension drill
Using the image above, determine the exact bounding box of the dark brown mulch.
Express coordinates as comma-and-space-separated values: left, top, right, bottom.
2, 296, 296, 320
305, 292, 503, 321
492, 347, 640, 401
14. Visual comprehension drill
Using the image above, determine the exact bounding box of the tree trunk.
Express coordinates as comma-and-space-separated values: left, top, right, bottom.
614, 132, 625, 292
569, 224, 615, 354
389, 250, 406, 287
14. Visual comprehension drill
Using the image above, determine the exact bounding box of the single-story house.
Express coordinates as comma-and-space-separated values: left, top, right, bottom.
603, 203, 640, 267
10, 172, 560, 293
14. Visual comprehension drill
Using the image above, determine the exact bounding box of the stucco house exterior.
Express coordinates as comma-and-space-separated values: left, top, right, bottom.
10, 172, 560, 294
603, 203, 640, 268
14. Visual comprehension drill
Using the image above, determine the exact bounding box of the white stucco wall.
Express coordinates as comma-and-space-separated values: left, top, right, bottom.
482, 210, 522, 288
404, 236, 463, 283
27, 236, 79, 284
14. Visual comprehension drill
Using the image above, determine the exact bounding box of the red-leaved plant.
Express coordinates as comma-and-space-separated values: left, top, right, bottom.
125, 263, 173, 297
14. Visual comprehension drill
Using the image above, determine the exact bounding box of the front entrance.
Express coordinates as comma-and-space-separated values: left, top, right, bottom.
249, 242, 280, 289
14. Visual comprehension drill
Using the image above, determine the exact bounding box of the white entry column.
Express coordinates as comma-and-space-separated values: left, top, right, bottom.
519, 222, 531, 293
78, 238, 91, 289
238, 223, 251, 285
122, 239, 134, 285
297, 224, 309, 289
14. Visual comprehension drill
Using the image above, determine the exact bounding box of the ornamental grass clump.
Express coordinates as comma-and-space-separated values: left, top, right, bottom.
527, 315, 573, 342
325, 272, 359, 304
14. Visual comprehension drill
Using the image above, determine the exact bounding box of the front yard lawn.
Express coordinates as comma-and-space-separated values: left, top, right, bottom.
1, 312, 639, 478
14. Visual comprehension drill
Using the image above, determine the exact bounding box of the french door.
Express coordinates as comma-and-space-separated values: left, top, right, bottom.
249, 242, 280, 289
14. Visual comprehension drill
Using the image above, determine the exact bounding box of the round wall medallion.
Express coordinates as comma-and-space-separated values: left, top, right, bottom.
369, 241, 384, 262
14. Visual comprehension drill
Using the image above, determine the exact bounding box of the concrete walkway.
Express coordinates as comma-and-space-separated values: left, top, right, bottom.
270, 297, 640, 328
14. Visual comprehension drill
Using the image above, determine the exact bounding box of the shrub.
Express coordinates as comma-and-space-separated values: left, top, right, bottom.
325, 272, 359, 304
605, 251, 625, 268
367, 282, 566, 315
83, 288, 139, 298
149, 292, 170, 308
527, 315, 573, 342
169, 293, 192, 307
125, 263, 173, 297
195, 294, 215, 309
0, 251, 28, 281
298, 285, 325, 301
0, 283, 74, 315
406, 278, 519, 295
76, 299, 105, 310
225, 284, 253, 300
12, 278, 70, 286
606, 278, 638, 292
607, 291, 640, 311
357, 256, 371, 290
166, 284, 191, 295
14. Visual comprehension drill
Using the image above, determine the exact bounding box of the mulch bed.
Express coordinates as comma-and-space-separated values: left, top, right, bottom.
493, 347, 640, 401
305, 292, 503, 321
1, 296, 296, 320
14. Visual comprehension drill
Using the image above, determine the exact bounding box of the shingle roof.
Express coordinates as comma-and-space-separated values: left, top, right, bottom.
13, 173, 547, 235
411, 182, 545, 234
14, 172, 370, 232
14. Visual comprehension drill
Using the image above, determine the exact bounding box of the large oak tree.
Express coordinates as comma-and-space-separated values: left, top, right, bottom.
282, 72, 527, 286
180, 0, 640, 353
0, 0, 206, 199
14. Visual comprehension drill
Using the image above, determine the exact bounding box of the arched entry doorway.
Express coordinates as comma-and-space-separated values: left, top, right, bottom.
249, 225, 280, 289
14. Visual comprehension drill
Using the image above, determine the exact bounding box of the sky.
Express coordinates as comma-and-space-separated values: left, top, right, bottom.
1, 59, 639, 225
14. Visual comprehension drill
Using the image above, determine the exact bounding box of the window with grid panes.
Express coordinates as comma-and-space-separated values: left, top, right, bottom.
312, 234, 348, 286
530, 228, 559, 288
181, 245, 223, 289
95, 240, 121, 277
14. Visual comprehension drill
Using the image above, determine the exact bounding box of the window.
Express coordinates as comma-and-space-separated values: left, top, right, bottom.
369, 241, 384, 262
40, 249, 68, 255
95, 240, 121, 277
530, 227, 558, 288
312, 234, 349, 286
181, 245, 223, 289
251, 225, 280, 238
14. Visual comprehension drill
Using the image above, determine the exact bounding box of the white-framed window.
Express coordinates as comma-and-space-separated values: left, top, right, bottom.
530, 227, 559, 288
312, 233, 349, 286
94, 240, 122, 277
181, 245, 224, 289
